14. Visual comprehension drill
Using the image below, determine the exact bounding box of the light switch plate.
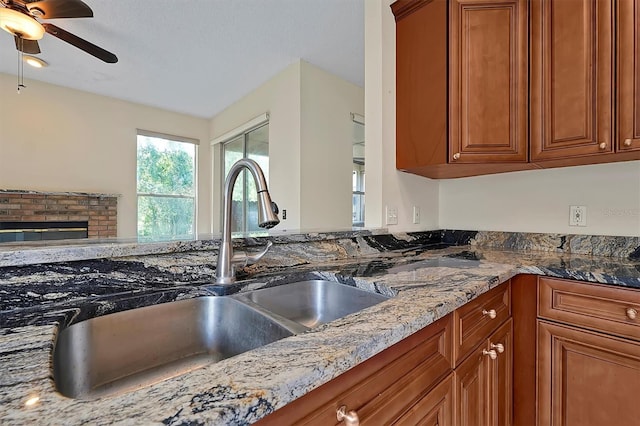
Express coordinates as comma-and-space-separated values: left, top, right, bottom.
412, 206, 420, 224
386, 206, 398, 225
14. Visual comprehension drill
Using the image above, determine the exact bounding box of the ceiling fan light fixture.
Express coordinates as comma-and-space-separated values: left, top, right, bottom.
23, 55, 48, 68
0, 8, 45, 40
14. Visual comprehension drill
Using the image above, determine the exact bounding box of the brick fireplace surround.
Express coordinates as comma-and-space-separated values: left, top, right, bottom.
0, 191, 118, 239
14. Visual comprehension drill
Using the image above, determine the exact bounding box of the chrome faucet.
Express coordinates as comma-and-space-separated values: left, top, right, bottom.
215, 158, 280, 284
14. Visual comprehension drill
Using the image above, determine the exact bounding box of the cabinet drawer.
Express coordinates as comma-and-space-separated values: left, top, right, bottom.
454, 281, 511, 365
257, 314, 453, 425
538, 277, 640, 341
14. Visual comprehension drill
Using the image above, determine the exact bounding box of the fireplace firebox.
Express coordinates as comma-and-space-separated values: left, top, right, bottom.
0, 221, 89, 243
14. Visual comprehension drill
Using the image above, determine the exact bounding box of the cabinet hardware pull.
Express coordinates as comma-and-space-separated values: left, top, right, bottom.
483, 349, 498, 360
599, 142, 607, 150
626, 308, 638, 320
624, 139, 633, 147
337, 405, 360, 426
482, 309, 497, 319
453, 152, 461, 160
490, 343, 505, 353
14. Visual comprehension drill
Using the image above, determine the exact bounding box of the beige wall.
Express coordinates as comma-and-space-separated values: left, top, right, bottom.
0, 74, 211, 238
209, 61, 302, 232
365, 0, 639, 237
364, 0, 440, 232
300, 61, 364, 230
209, 60, 364, 233
440, 162, 640, 236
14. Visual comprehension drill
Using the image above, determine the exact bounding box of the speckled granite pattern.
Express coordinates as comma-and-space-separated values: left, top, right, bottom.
0, 231, 639, 424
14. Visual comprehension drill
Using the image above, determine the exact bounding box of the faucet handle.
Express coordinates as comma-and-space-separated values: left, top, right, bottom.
231, 240, 274, 267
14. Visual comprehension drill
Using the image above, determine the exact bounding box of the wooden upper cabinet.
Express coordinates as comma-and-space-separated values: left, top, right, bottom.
449, 0, 528, 164
530, 0, 614, 160
618, 0, 640, 152
394, 0, 448, 172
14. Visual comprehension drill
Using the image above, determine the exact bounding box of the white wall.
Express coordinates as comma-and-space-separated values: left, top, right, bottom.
364, 0, 440, 232
365, 0, 639, 237
209, 60, 364, 233
0, 74, 211, 238
300, 61, 364, 230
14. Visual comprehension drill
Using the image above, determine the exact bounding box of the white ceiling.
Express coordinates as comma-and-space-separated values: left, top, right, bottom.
0, 0, 364, 119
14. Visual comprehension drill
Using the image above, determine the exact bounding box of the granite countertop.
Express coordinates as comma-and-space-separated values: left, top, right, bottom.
1, 231, 639, 425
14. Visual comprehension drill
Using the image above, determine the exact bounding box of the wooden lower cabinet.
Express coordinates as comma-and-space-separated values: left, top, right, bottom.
537, 320, 640, 426
256, 314, 453, 425
456, 319, 513, 426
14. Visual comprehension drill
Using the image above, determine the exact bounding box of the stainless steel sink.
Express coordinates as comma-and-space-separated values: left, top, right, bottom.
235, 280, 390, 328
53, 280, 390, 400
53, 296, 295, 400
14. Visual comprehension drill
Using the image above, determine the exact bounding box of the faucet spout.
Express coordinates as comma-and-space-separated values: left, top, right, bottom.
215, 159, 279, 285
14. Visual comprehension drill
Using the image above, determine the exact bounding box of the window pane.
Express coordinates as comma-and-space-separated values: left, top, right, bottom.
137, 136, 195, 196
224, 136, 245, 232
222, 123, 269, 233
246, 124, 269, 232
137, 195, 194, 240
137, 134, 196, 241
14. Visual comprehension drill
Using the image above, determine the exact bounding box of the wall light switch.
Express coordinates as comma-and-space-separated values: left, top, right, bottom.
569, 205, 587, 227
386, 206, 398, 225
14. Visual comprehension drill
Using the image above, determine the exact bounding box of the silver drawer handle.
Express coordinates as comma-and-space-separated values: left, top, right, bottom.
337, 405, 360, 426
623, 138, 632, 147
626, 308, 638, 320
482, 309, 497, 319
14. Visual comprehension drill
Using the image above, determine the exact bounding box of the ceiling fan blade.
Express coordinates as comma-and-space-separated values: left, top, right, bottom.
43, 23, 117, 63
14, 36, 41, 54
25, 0, 93, 19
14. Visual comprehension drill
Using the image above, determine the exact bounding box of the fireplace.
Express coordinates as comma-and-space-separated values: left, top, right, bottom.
0, 221, 89, 242
0, 190, 118, 242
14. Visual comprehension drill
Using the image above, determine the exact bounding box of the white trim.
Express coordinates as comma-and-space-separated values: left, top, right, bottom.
210, 113, 270, 146
351, 113, 365, 125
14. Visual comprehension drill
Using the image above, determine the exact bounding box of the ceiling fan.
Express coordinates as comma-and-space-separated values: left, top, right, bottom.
0, 0, 117, 63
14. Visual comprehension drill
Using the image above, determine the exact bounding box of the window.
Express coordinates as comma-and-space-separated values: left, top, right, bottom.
352, 114, 365, 227
222, 123, 269, 233
137, 131, 196, 241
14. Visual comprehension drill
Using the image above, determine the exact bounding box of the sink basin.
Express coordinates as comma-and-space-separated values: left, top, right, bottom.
53, 296, 294, 400
236, 280, 390, 328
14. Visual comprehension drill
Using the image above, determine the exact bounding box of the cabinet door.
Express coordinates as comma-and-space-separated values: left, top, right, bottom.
456, 319, 513, 426
537, 320, 640, 426
530, 0, 614, 160
393, 374, 454, 426
488, 319, 512, 426
449, 0, 528, 164
618, 0, 640, 151
455, 344, 490, 426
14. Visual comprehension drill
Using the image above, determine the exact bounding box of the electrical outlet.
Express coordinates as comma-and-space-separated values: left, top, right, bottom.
569, 205, 587, 227
412, 206, 420, 224
385, 206, 398, 225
